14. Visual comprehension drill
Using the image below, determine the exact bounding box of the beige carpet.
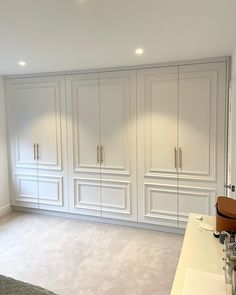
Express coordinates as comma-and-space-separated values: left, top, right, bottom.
0, 212, 183, 295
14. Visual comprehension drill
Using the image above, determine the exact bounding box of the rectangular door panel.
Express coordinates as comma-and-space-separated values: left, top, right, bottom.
138, 67, 178, 178
178, 62, 226, 183
178, 186, 216, 228
99, 75, 130, 174
137, 67, 178, 227
70, 75, 100, 172
178, 62, 227, 228
7, 80, 38, 168
100, 71, 137, 221
73, 178, 102, 217
142, 183, 178, 227
179, 71, 216, 180
66, 73, 101, 217
12, 173, 39, 208
35, 82, 63, 170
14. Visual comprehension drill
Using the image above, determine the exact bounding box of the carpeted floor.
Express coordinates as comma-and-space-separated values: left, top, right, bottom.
0, 212, 183, 295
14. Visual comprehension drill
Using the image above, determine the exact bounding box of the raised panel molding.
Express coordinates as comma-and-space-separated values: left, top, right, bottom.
12, 81, 63, 171
143, 71, 217, 182
178, 71, 217, 182
71, 78, 100, 173
144, 183, 178, 222
143, 182, 216, 227
74, 178, 131, 215
178, 185, 216, 227
15, 174, 63, 206
99, 77, 131, 175
144, 73, 178, 176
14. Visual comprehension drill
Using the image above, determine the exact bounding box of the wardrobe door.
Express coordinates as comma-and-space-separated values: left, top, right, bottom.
137, 67, 179, 227
99, 70, 137, 221
6, 78, 39, 208
35, 76, 68, 212
67, 73, 102, 217
178, 62, 227, 227
6, 76, 68, 212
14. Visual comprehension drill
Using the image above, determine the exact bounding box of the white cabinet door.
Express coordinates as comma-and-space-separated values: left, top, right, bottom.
177, 62, 227, 227
7, 78, 39, 208
137, 67, 179, 227
6, 76, 68, 212
66, 73, 102, 217
7, 78, 38, 169
178, 65, 217, 180
34, 80, 63, 171
35, 77, 68, 212
99, 70, 137, 221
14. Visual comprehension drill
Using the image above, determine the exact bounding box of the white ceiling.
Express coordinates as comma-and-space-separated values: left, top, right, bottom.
0, 0, 236, 75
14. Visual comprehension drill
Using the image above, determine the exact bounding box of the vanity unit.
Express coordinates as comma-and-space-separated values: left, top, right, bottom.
171, 213, 228, 295
5, 57, 229, 230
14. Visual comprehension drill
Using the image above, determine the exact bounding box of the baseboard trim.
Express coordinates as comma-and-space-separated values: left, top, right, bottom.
0, 204, 11, 217
12, 206, 185, 235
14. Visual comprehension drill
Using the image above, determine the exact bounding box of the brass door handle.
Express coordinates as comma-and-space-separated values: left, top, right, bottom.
33, 143, 37, 160
97, 145, 100, 164
100, 145, 104, 164
36, 143, 40, 160
179, 147, 182, 170
174, 147, 177, 169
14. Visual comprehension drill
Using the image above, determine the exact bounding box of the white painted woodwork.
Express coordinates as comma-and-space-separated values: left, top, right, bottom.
6, 76, 68, 212
142, 183, 178, 227
99, 71, 137, 221
178, 65, 217, 181
137, 67, 179, 226
137, 62, 227, 228
67, 71, 137, 220
6, 59, 228, 228
74, 178, 101, 213
70, 74, 100, 172
178, 186, 216, 228
67, 73, 102, 217
177, 62, 227, 228
138, 67, 179, 178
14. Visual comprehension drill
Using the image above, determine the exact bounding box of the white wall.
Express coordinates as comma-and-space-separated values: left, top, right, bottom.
0, 76, 10, 216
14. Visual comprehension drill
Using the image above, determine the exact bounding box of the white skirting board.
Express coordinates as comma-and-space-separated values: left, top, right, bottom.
0, 204, 11, 217
12, 206, 185, 235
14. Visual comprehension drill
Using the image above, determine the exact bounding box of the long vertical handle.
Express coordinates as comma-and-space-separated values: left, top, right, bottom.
36, 143, 40, 160
33, 143, 36, 160
100, 145, 104, 164
174, 147, 177, 169
97, 145, 100, 164
179, 147, 182, 170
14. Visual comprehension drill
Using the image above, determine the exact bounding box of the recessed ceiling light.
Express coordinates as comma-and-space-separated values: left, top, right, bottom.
135, 48, 144, 55
18, 60, 26, 66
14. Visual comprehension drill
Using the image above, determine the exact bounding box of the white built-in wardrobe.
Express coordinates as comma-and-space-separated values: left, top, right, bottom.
5, 58, 228, 229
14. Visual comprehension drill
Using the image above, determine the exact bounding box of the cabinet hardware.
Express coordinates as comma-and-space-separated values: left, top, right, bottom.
33, 143, 37, 160
179, 147, 182, 170
225, 184, 235, 192
174, 147, 177, 169
100, 145, 104, 164
97, 145, 100, 164
36, 143, 40, 160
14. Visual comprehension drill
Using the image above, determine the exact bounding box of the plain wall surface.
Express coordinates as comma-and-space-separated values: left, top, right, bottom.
0, 76, 10, 215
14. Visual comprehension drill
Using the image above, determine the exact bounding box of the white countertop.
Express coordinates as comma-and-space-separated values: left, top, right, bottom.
170, 213, 228, 295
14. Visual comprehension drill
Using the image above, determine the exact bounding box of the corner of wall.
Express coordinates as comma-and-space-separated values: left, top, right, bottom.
0, 76, 11, 216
